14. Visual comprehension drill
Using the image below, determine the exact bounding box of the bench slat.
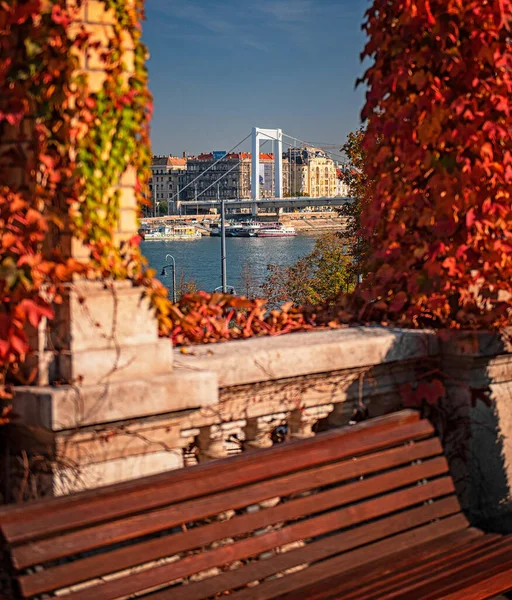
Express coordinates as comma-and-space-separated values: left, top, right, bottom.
439, 565, 512, 600
24, 478, 456, 600
379, 539, 512, 600
17, 457, 451, 596
151, 505, 469, 600
1, 411, 431, 543
11, 437, 444, 570
301, 533, 502, 600
224, 515, 476, 600
352, 537, 511, 600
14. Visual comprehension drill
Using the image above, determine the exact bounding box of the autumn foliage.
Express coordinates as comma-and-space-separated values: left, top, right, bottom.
164, 292, 314, 347
323, 0, 512, 330
0, 0, 153, 400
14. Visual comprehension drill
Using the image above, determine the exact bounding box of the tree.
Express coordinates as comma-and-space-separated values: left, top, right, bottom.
239, 259, 259, 299
262, 233, 354, 306
175, 269, 198, 300
336, 127, 374, 279
332, 0, 512, 330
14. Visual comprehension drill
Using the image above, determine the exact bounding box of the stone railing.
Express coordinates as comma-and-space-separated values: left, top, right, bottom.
6, 327, 433, 498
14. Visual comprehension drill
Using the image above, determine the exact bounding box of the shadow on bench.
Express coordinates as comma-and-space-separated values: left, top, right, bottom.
1, 410, 512, 599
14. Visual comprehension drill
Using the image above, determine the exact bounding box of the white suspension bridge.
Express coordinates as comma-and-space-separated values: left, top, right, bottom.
159, 127, 352, 217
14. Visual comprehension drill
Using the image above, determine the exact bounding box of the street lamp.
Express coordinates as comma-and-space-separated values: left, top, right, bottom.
160, 254, 177, 303
218, 184, 228, 294
214, 285, 236, 295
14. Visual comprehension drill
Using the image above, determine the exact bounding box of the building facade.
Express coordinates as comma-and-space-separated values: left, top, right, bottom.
179, 153, 290, 204
285, 147, 337, 198
148, 154, 187, 216
336, 167, 351, 197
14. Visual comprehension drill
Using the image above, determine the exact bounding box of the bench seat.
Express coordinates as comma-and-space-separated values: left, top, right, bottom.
1, 409, 511, 599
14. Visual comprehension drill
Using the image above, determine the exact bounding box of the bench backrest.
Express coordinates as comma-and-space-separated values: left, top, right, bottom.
0, 410, 467, 599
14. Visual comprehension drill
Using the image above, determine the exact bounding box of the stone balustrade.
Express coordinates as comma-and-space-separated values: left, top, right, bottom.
5, 327, 436, 498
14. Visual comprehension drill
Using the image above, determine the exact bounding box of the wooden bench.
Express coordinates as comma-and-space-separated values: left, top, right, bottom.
1, 409, 512, 599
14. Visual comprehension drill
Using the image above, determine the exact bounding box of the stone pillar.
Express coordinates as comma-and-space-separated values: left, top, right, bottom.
197, 420, 247, 462
440, 331, 512, 532
289, 404, 334, 439
3, 1, 221, 501
244, 412, 288, 451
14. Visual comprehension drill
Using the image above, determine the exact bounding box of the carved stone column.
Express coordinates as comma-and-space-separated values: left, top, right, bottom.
197, 420, 247, 462
3, 1, 221, 501
244, 412, 289, 451
289, 404, 334, 439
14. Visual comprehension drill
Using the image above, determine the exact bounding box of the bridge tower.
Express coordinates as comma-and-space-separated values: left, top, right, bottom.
251, 127, 283, 216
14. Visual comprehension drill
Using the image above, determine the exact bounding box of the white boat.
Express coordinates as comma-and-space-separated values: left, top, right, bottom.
144, 224, 202, 240
210, 221, 262, 237
229, 221, 263, 237
256, 224, 296, 238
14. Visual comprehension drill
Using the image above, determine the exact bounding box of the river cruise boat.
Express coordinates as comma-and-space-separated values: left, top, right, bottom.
210, 221, 296, 238
210, 221, 261, 237
256, 223, 297, 238
144, 224, 202, 240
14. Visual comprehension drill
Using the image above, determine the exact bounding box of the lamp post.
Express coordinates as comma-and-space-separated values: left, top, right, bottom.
214, 285, 236, 294
161, 254, 176, 303
219, 184, 227, 293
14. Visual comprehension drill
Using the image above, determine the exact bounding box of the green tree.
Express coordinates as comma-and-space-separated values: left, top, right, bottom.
262, 233, 354, 306
158, 201, 168, 216
337, 126, 373, 279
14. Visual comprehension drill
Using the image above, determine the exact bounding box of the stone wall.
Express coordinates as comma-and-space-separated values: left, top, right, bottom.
5, 328, 438, 498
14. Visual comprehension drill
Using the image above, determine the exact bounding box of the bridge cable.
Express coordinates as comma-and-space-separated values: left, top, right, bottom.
167, 132, 251, 204
193, 160, 244, 202
281, 132, 348, 163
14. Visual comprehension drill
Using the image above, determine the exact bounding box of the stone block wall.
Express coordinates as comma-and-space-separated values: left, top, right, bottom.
439, 331, 512, 531
5, 328, 438, 499
68, 0, 140, 253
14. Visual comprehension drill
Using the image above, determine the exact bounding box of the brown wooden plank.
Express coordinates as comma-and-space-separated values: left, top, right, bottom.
438, 561, 512, 600
149, 510, 470, 600
275, 545, 512, 600
27, 477, 455, 600
345, 536, 507, 600
375, 538, 512, 600
301, 534, 501, 600
225, 514, 473, 600
1, 411, 429, 543
12, 440, 446, 571
336, 532, 498, 599
17, 459, 452, 596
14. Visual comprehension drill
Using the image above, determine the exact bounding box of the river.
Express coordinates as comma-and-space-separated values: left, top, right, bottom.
141, 234, 320, 295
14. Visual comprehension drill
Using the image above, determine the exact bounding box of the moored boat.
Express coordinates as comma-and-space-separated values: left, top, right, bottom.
144, 224, 202, 240
256, 223, 296, 237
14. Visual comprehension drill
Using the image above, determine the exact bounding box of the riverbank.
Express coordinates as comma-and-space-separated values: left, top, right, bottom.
141, 211, 347, 235
281, 214, 347, 232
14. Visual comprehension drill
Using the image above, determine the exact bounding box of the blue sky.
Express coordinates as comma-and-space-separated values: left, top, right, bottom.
144, 0, 369, 157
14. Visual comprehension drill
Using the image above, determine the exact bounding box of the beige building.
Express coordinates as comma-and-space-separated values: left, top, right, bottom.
149, 154, 187, 216
285, 147, 337, 198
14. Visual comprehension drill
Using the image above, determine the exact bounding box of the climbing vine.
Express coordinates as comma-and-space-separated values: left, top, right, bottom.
320, 0, 512, 330
165, 292, 315, 347
0, 0, 157, 410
